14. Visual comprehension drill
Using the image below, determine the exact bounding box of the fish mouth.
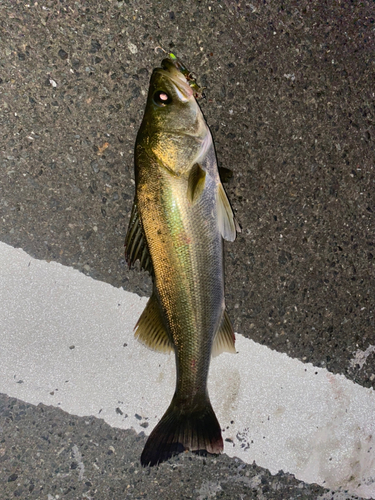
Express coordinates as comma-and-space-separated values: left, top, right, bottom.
154, 59, 192, 101
154, 56, 203, 101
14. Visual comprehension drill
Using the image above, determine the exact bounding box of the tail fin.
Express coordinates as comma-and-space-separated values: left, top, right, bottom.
141, 395, 223, 466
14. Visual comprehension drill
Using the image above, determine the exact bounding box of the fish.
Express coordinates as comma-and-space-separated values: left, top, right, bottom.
124, 54, 239, 466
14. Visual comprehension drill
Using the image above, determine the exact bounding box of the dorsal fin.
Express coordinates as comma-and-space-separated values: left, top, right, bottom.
124, 199, 153, 274
135, 292, 174, 353
218, 166, 233, 183
212, 310, 236, 357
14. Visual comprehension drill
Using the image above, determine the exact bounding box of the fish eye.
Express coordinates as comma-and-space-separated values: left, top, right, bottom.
153, 90, 172, 106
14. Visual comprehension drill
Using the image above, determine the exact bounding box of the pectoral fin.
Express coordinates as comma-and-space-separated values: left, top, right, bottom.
187, 163, 206, 204
212, 310, 236, 357
135, 292, 173, 353
217, 183, 240, 242
124, 199, 153, 274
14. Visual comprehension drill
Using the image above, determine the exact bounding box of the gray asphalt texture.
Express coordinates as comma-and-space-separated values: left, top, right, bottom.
0, 0, 374, 498
0, 394, 356, 500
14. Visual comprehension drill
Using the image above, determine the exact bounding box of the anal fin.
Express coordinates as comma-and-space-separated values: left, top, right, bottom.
135, 292, 173, 353
212, 310, 236, 357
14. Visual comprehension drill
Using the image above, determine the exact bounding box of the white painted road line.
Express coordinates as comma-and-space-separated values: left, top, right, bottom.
0, 241, 374, 498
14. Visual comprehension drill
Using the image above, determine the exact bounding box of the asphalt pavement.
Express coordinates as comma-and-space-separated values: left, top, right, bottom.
0, 0, 374, 499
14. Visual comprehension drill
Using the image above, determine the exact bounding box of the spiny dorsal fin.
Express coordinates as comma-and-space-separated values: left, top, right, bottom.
218, 166, 233, 183
217, 183, 240, 242
135, 292, 174, 353
212, 310, 236, 357
124, 199, 153, 274
187, 163, 206, 204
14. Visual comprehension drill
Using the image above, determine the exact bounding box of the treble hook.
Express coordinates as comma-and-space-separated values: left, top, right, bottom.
154, 46, 167, 55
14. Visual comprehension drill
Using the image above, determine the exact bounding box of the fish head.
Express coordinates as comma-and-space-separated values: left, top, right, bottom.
137, 57, 211, 175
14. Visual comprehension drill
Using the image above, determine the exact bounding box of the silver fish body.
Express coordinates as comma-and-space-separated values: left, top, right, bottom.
125, 56, 238, 466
